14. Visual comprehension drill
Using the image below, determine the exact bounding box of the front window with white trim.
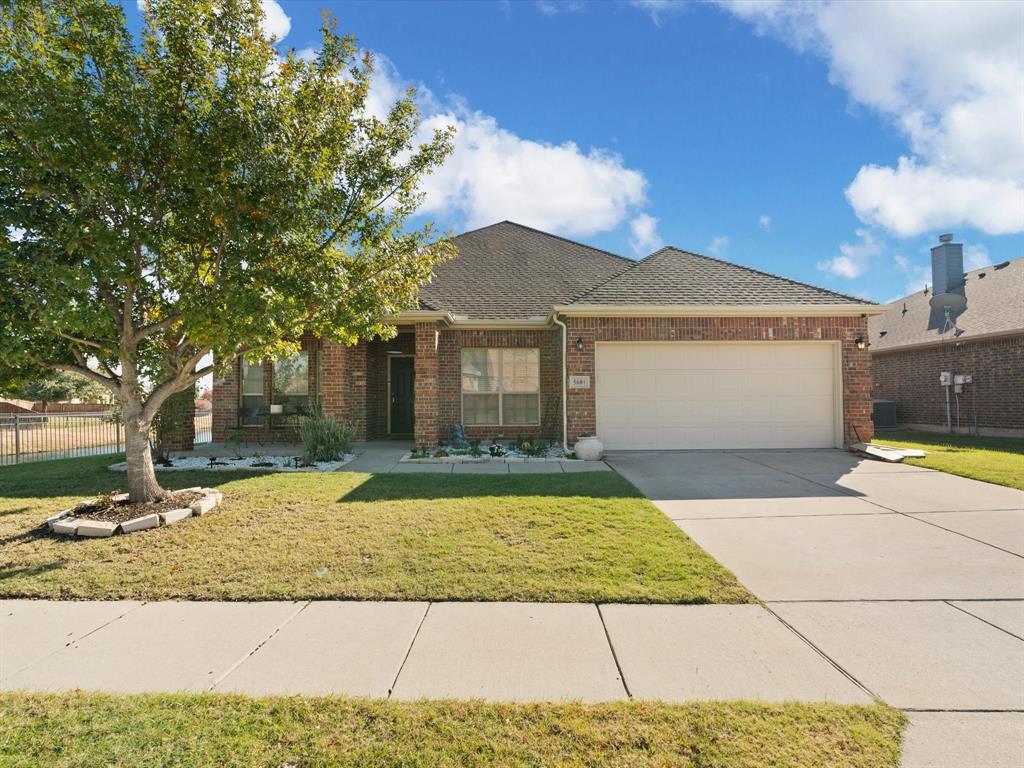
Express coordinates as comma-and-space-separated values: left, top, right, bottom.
461, 348, 540, 426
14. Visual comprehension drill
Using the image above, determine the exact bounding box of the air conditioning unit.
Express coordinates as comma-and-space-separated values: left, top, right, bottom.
872, 400, 898, 428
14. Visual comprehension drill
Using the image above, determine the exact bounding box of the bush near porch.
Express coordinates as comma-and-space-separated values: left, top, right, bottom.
0, 456, 751, 604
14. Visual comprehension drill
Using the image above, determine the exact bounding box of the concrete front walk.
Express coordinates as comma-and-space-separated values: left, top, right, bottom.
1, 599, 867, 705
186, 441, 611, 474
607, 449, 1024, 768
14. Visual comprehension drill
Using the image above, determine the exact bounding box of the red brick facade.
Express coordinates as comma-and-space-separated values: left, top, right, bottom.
563, 315, 873, 446
212, 315, 874, 448
872, 334, 1024, 435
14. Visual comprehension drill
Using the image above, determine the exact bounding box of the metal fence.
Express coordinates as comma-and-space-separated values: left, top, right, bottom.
195, 410, 212, 444
0, 411, 122, 466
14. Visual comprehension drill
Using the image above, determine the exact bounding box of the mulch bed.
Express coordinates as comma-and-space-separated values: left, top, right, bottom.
75, 491, 204, 525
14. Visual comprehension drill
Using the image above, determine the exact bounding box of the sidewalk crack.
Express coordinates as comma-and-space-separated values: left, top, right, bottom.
388, 602, 431, 699
595, 604, 632, 700
208, 600, 310, 692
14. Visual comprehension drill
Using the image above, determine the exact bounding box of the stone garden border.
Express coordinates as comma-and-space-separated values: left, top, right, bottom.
107, 454, 356, 473
45, 487, 223, 538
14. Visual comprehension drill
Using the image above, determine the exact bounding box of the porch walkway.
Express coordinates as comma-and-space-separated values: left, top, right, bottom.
181, 441, 611, 474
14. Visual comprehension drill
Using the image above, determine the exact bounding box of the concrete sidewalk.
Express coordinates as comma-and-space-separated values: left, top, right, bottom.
1, 599, 869, 704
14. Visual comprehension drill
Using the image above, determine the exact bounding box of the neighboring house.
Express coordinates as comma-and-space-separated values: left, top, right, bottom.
869, 236, 1024, 437
211, 221, 881, 451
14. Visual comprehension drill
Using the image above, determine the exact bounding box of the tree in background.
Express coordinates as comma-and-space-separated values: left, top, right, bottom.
0, 0, 454, 501
2, 370, 112, 409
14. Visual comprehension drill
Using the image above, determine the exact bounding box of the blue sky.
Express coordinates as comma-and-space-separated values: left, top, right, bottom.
128, 1, 1024, 303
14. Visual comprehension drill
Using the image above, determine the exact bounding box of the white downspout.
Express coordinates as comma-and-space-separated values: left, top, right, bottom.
551, 312, 570, 453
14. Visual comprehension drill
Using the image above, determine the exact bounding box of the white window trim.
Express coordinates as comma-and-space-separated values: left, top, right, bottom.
460, 347, 541, 427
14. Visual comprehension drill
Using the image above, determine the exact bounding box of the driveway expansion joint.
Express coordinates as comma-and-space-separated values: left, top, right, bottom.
943, 600, 1024, 643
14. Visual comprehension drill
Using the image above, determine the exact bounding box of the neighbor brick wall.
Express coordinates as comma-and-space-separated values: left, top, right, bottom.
564, 315, 873, 446
872, 334, 1024, 433
435, 328, 562, 445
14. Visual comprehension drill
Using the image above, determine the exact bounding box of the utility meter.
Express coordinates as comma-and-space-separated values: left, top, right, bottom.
939, 371, 953, 386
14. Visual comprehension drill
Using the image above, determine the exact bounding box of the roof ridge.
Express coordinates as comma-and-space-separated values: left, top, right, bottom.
456, 220, 634, 265
566, 255, 642, 304
657, 246, 877, 306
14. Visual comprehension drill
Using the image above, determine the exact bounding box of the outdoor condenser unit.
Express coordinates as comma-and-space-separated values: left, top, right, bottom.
872, 400, 898, 428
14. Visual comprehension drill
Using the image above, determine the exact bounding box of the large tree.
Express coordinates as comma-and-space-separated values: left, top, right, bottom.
0, 0, 454, 500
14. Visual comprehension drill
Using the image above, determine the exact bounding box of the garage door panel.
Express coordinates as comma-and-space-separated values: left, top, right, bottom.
595, 343, 838, 450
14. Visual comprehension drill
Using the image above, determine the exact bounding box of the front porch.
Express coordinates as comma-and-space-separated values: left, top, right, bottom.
212, 331, 419, 445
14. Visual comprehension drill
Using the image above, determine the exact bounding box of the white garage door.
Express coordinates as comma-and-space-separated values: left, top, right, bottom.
595, 342, 839, 450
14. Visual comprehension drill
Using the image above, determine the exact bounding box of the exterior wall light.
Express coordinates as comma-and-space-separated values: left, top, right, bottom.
855, 336, 867, 350
575, 336, 585, 352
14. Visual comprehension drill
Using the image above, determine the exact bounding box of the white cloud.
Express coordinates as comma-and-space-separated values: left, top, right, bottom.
716, 0, 1024, 237
536, 0, 583, 15
893, 252, 931, 295
260, 0, 291, 41
365, 54, 650, 238
706, 235, 730, 256
629, 213, 662, 255
630, 0, 684, 25
137, 0, 291, 41
964, 243, 991, 271
817, 228, 881, 279
758, 214, 772, 231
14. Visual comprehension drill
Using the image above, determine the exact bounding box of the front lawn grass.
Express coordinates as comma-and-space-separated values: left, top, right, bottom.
874, 430, 1024, 490
0, 455, 751, 603
0, 692, 905, 768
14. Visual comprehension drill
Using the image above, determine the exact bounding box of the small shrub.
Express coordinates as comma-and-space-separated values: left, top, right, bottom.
469, 439, 482, 457
298, 408, 355, 463
227, 429, 245, 459
433, 448, 449, 458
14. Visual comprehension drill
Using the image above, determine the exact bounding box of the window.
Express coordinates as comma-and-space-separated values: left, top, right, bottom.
273, 352, 309, 415
240, 359, 264, 425
461, 348, 540, 425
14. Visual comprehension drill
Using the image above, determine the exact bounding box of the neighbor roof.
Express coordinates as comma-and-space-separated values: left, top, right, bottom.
418, 221, 632, 319
868, 257, 1024, 351
574, 247, 875, 307
416, 222, 876, 320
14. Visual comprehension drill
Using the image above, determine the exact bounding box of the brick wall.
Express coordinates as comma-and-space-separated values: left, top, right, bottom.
872, 334, 1024, 434
157, 388, 195, 451
211, 335, 321, 443
414, 323, 440, 449
564, 315, 873, 446
435, 328, 562, 445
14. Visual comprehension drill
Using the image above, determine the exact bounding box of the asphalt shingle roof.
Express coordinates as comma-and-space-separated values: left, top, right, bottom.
574, 246, 875, 307
418, 221, 633, 319
868, 257, 1024, 351
417, 222, 876, 319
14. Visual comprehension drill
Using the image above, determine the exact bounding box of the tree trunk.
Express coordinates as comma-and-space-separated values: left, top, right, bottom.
123, 402, 165, 503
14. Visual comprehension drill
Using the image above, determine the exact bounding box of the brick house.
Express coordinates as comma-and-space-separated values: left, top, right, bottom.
212, 221, 882, 451
870, 236, 1023, 437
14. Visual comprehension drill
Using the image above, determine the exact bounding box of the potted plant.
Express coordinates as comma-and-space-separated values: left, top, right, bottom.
574, 433, 604, 461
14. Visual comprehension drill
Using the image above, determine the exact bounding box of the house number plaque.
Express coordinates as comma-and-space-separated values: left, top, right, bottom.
568, 375, 591, 389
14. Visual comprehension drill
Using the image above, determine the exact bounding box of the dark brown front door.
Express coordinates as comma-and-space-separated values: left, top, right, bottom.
389, 356, 415, 436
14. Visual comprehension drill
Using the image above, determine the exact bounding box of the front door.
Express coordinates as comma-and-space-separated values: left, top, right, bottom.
389, 356, 415, 436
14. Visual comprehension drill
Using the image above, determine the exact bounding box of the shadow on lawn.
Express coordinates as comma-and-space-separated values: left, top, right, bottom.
339, 471, 643, 503
0, 455, 255, 500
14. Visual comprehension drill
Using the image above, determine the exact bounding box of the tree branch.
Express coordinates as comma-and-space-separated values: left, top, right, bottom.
52, 363, 120, 395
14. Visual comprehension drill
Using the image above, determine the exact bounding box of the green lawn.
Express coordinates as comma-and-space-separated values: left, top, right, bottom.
0, 692, 905, 768
874, 430, 1024, 490
0, 455, 751, 603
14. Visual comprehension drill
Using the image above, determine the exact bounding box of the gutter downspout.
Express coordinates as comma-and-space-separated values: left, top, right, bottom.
551, 312, 570, 453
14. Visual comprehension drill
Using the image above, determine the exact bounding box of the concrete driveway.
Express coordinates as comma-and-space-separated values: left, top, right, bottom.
608, 449, 1024, 768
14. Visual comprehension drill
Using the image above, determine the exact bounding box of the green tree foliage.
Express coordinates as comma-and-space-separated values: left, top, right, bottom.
0, 0, 455, 499
2, 370, 111, 405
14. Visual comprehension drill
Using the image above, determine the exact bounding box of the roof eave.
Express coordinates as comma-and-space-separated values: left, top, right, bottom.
553, 303, 885, 318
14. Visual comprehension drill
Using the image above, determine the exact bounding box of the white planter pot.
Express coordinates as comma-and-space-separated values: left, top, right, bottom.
574, 436, 604, 461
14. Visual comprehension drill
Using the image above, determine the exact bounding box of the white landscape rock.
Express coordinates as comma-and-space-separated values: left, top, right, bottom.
119, 513, 160, 534
159, 508, 193, 526
51, 517, 80, 536
46, 509, 73, 530
77, 520, 118, 538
